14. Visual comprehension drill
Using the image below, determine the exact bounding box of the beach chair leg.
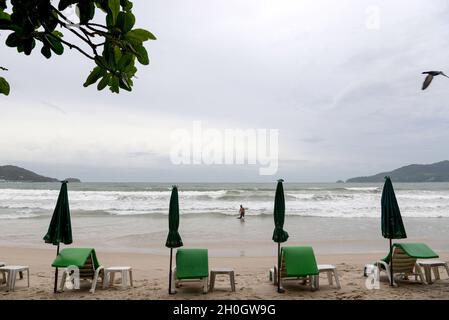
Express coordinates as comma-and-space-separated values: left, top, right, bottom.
27, 268, 29, 288
90, 267, 103, 294
121, 270, 128, 288
59, 270, 67, 292
203, 277, 208, 294
433, 267, 440, 281
443, 263, 449, 279
415, 264, 427, 285
230, 271, 236, 292
327, 271, 333, 286
6, 270, 12, 291
383, 263, 397, 286
129, 269, 133, 287
103, 270, 109, 289
171, 267, 177, 293
90, 279, 97, 294
309, 276, 313, 291
10, 270, 17, 291
209, 272, 216, 292
424, 266, 432, 284
273, 266, 278, 286
333, 269, 341, 289
1, 271, 6, 285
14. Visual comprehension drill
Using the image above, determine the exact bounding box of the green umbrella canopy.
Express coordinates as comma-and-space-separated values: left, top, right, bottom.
165, 186, 183, 248
272, 179, 289, 243
381, 177, 407, 239
43, 181, 73, 245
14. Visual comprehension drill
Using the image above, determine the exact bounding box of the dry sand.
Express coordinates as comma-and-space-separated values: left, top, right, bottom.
1, 246, 448, 300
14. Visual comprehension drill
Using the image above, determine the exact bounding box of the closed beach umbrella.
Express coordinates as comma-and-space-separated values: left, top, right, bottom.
272, 179, 289, 293
381, 176, 407, 286
165, 185, 183, 294
43, 181, 72, 293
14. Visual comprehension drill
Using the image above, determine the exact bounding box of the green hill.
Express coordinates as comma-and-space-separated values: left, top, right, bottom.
0, 165, 80, 182
346, 160, 449, 183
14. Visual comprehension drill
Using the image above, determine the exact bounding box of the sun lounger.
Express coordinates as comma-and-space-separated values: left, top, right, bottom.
52, 248, 104, 293
374, 243, 438, 286
273, 246, 320, 291
171, 248, 209, 294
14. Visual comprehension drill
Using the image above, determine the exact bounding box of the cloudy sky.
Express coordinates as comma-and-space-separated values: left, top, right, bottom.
1, 0, 449, 182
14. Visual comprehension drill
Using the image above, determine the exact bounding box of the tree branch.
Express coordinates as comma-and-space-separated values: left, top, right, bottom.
45, 33, 95, 60
48, 5, 106, 58
87, 23, 109, 30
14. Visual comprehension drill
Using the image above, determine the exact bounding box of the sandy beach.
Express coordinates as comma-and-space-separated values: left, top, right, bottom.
1, 246, 448, 300
1, 182, 449, 300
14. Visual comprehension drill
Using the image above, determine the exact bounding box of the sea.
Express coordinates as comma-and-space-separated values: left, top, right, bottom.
1, 182, 449, 256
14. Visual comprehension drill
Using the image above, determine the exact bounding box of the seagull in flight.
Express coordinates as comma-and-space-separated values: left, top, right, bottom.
422, 71, 449, 90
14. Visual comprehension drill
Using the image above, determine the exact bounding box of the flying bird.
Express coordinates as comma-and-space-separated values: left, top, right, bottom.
422, 71, 449, 90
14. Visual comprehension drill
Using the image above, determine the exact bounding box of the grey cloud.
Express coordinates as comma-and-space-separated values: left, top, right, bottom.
2, 0, 449, 182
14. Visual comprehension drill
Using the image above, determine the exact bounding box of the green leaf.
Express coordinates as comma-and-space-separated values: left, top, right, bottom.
113, 46, 122, 65
110, 75, 120, 93
52, 31, 63, 38
97, 73, 111, 91
135, 45, 149, 65
95, 56, 108, 69
23, 39, 36, 55
126, 29, 156, 42
77, 1, 95, 24
119, 74, 132, 91
58, 0, 76, 11
0, 76, 10, 96
5, 33, 18, 47
83, 66, 104, 87
118, 53, 134, 70
45, 34, 64, 55
116, 12, 135, 34
108, 0, 120, 25
41, 45, 52, 59
120, 0, 133, 11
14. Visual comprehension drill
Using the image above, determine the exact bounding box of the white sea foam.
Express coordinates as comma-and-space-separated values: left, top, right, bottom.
1, 183, 449, 219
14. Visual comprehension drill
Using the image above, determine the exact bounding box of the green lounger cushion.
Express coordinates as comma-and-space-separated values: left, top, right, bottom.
52, 248, 100, 269
383, 243, 439, 263
176, 248, 209, 280
281, 246, 319, 277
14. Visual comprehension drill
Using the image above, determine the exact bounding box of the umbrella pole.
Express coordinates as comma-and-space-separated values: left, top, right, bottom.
277, 242, 284, 293
53, 243, 60, 293
389, 238, 393, 286
169, 248, 174, 294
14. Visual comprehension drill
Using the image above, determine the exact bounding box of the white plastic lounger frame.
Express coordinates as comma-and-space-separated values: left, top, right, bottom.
272, 264, 318, 292
58, 254, 104, 294
171, 267, 208, 294
374, 247, 426, 286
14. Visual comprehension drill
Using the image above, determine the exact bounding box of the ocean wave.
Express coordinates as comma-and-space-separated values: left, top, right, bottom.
2, 184, 449, 219
344, 187, 381, 192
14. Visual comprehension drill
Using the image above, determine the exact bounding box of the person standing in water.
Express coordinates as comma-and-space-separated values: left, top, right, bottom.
238, 204, 246, 219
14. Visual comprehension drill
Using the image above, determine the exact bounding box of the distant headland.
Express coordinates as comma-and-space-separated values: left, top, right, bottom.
346, 160, 449, 183
0, 165, 81, 183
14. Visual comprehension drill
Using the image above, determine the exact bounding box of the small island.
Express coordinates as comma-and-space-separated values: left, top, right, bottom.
0, 165, 81, 183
